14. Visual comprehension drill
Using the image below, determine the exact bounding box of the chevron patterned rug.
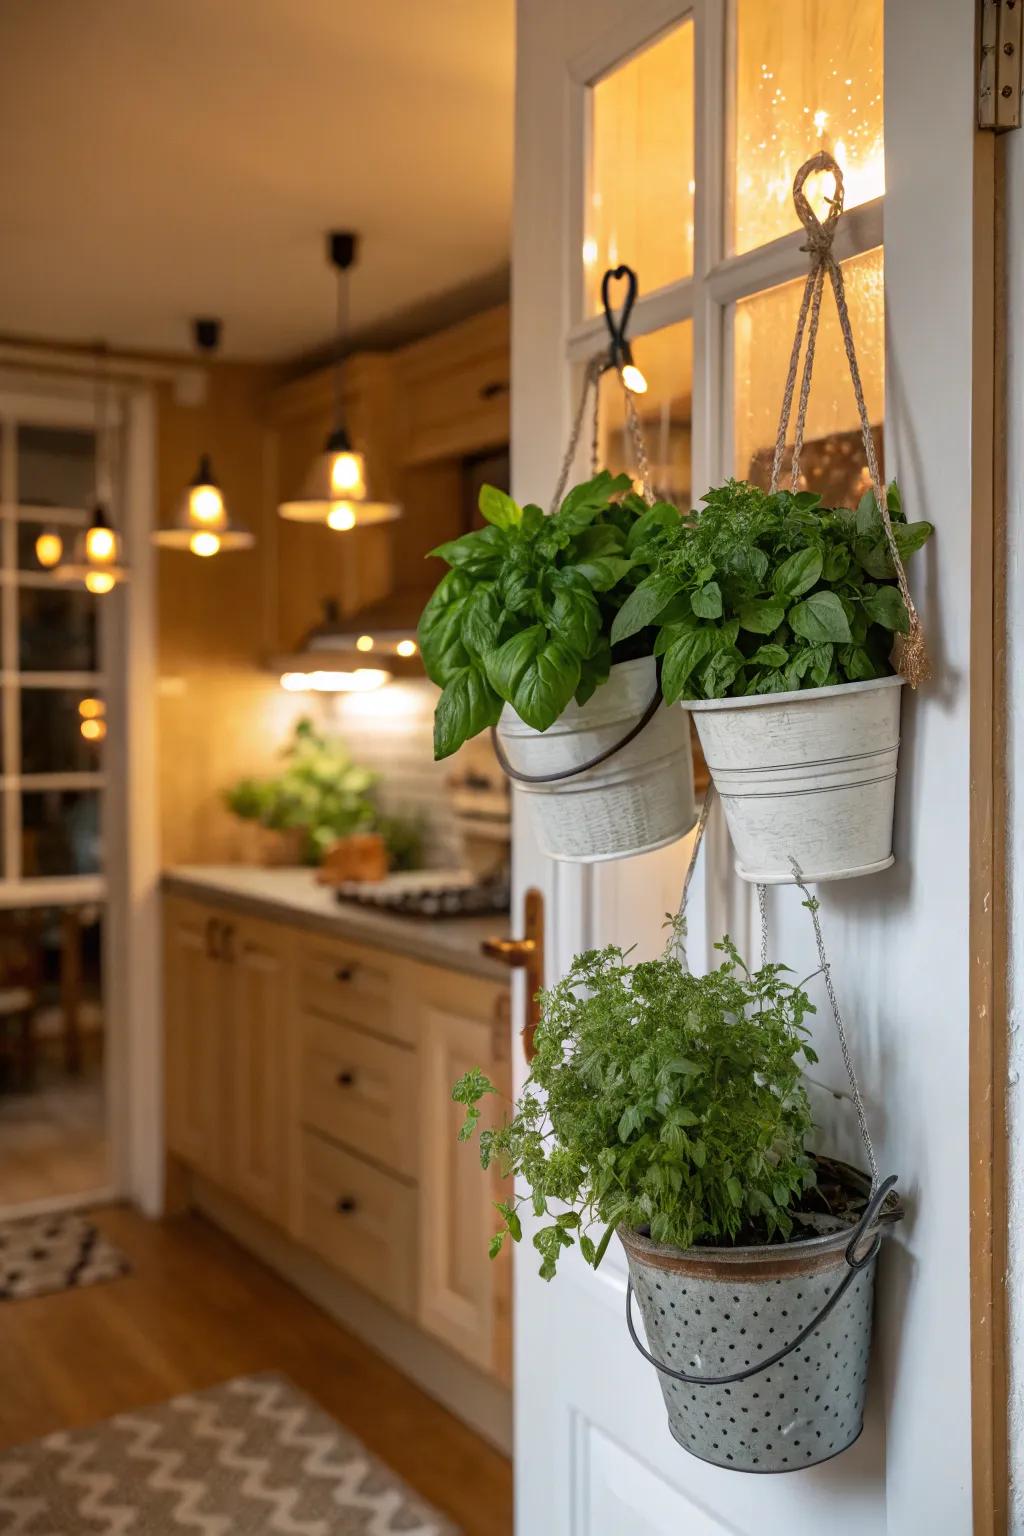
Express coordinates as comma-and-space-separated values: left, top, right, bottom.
0, 1373, 461, 1533
0, 1211, 129, 1302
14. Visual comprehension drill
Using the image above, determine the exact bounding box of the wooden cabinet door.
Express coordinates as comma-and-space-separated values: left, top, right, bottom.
222, 913, 292, 1226
414, 965, 511, 1382
164, 898, 227, 1179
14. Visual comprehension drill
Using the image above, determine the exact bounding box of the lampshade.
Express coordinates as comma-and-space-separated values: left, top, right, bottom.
55, 502, 128, 594
278, 428, 401, 528
277, 233, 402, 530
155, 452, 255, 555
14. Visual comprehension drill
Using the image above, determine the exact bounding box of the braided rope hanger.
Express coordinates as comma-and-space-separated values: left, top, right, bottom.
771, 150, 929, 688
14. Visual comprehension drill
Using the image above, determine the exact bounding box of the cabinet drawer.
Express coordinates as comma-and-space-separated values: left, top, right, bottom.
301, 1013, 417, 1179
403, 350, 509, 464
299, 1132, 416, 1316
295, 936, 406, 1043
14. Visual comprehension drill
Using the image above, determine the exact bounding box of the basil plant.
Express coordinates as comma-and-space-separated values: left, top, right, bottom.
418, 471, 682, 759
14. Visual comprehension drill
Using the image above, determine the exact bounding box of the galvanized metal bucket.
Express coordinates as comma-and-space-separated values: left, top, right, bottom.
688, 675, 904, 884
620, 1161, 902, 1473
493, 657, 696, 864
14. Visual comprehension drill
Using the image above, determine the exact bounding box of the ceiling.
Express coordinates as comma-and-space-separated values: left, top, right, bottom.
0, 0, 514, 360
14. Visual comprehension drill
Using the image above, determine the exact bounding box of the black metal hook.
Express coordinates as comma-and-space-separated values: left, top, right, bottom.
601, 264, 640, 371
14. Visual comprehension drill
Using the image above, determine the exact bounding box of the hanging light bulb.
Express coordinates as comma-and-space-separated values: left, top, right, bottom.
58, 503, 127, 594
34, 529, 64, 568
600, 263, 649, 394
154, 321, 254, 555
278, 232, 401, 529
56, 345, 130, 594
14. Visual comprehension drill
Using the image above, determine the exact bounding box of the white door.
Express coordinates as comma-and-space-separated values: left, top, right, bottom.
510, 1, 979, 1531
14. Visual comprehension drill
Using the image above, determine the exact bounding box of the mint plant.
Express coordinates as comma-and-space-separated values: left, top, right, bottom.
611, 480, 933, 703
418, 471, 682, 758
454, 924, 819, 1279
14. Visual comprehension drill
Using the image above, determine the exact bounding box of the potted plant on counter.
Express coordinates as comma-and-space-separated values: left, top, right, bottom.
453, 920, 901, 1473
609, 480, 933, 881
418, 470, 696, 862
225, 718, 423, 872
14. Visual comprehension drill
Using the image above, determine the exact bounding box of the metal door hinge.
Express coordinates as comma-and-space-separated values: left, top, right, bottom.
980, 0, 1023, 130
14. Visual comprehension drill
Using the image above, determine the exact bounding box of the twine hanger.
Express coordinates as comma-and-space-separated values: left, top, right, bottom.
771, 150, 929, 688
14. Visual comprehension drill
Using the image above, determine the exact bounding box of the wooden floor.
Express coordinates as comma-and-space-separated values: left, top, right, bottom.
0, 1204, 513, 1536
0, 1063, 108, 1210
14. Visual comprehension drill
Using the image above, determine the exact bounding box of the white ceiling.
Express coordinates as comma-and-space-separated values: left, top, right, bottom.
0, 0, 514, 360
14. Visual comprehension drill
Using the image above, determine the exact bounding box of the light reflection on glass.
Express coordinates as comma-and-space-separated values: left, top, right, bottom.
733, 248, 884, 509
732, 0, 884, 254
585, 20, 694, 313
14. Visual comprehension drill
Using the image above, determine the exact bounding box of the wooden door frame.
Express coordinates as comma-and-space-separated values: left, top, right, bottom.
969, 122, 1009, 1536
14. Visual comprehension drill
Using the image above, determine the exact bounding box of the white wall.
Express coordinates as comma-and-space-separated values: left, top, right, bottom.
1005, 126, 1024, 1530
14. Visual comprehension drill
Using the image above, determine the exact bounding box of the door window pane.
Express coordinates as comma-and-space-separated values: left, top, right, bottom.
733, 247, 883, 509
21, 691, 105, 775
599, 320, 693, 507
19, 588, 99, 672
731, 0, 884, 254
22, 790, 101, 877
586, 20, 694, 313
17, 425, 95, 510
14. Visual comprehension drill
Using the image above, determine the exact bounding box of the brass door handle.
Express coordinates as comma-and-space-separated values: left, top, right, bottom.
482, 887, 544, 1061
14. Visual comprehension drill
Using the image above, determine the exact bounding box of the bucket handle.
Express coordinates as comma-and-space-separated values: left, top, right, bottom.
625, 1173, 898, 1389
490, 678, 663, 786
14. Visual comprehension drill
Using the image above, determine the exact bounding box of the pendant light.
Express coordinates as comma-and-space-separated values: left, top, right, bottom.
155, 318, 255, 556
277, 232, 401, 530
56, 345, 129, 594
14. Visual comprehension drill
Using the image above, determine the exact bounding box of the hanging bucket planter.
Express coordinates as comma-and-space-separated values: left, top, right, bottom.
621, 1160, 902, 1472
494, 654, 696, 862
649, 149, 931, 885
689, 675, 903, 882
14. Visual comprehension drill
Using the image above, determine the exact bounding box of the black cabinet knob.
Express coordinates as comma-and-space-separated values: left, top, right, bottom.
335, 965, 354, 983
335, 1196, 357, 1214
336, 1070, 355, 1088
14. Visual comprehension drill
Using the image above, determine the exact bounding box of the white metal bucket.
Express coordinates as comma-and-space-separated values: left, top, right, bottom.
688, 675, 904, 883
496, 656, 697, 863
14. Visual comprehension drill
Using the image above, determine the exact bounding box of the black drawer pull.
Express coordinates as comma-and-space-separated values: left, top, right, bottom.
335, 965, 355, 983
479, 379, 509, 400
335, 1196, 357, 1214
336, 1070, 355, 1088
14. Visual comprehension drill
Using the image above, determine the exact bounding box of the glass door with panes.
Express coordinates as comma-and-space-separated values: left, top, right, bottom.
511, 1, 978, 1531
0, 389, 116, 1209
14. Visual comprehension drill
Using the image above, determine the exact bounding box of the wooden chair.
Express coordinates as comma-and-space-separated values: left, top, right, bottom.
0, 913, 44, 1093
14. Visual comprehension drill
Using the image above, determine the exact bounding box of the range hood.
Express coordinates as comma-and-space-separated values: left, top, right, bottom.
274, 594, 426, 692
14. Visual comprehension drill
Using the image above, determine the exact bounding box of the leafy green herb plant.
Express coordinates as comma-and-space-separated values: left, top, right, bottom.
418, 472, 683, 759
611, 479, 933, 703
454, 923, 819, 1280
224, 717, 422, 868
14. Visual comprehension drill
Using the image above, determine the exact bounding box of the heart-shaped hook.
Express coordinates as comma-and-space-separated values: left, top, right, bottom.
601, 264, 639, 352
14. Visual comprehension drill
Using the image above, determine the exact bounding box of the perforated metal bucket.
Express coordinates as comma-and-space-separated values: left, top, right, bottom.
620, 1163, 902, 1473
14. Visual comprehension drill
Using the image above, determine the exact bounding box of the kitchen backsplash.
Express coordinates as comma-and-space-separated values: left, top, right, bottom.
331, 678, 500, 870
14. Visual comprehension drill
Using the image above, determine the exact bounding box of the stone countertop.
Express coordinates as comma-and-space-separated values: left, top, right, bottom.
162, 865, 510, 983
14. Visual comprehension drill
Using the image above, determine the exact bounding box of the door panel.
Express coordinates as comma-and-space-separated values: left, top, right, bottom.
512, 0, 977, 1532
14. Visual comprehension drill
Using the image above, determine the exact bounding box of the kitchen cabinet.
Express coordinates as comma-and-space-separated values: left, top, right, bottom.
414, 964, 512, 1384
396, 305, 510, 466
164, 897, 290, 1227
162, 889, 511, 1395
223, 913, 291, 1226
164, 897, 227, 1180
